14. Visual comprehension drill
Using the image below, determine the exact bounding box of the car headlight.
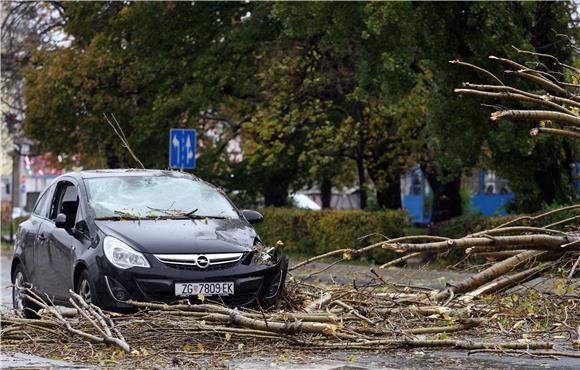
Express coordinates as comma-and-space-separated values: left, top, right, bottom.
250, 240, 279, 266
251, 248, 273, 266
103, 236, 150, 269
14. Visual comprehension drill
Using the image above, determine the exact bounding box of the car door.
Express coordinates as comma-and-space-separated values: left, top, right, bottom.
33, 181, 64, 299
34, 218, 58, 298
44, 179, 82, 301
23, 185, 54, 289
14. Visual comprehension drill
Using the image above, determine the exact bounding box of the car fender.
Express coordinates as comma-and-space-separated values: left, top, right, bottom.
71, 241, 101, 290
10, 256, 23, 283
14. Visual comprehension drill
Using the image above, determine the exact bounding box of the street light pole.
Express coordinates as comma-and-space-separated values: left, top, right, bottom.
10, 147, 20, 242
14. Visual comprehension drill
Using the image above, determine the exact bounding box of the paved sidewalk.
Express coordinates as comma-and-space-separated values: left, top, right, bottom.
0, 352, 93, 369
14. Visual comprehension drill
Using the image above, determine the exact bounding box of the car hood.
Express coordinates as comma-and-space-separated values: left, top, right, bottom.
95, 218, 257, 254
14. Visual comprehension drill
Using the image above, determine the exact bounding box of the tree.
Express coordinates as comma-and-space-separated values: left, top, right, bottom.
20, 1, 578, 213
249, 2, 425, 209
1, 0, 66, 151
454, 42, 579, 209
366, 1, 577, 218
23, 2, 277, 182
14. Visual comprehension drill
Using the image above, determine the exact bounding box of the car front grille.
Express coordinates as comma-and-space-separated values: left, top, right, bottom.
154, 252, 244, 271
163, 260, 240, 272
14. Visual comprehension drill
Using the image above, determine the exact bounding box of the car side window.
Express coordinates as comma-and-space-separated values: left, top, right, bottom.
32, 186, 53, 218
49, 181, 80, 224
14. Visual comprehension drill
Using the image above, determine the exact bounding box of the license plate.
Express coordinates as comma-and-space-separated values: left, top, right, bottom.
175, 282, 234, 297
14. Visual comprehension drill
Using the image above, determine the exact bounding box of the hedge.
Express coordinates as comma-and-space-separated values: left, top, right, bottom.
254, 207, 409, 262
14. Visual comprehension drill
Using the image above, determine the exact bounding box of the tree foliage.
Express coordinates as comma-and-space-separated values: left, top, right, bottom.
18, 1, 579, 214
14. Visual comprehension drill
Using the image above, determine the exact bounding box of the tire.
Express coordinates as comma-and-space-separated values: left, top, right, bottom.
12, 264, 40, 319
76, 270, 98, 305
261, 255, 289, 308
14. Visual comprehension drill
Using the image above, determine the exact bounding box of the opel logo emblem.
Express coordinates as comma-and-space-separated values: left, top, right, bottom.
196, 255, 209, 269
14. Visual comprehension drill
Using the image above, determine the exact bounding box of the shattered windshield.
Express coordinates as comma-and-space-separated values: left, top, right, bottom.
85, 176, 239, 219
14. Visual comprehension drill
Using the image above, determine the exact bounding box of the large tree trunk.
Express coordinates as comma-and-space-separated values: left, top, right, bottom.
105, 144, 122, 168
355, 105, 368, 210
320, 177, 332, 209
367, 160, 403, 210
532, 140, 577, 208
356, 155, 367, 210
263, 180, 288, 207
376, 178, 402, 209
423, 166, 462, 223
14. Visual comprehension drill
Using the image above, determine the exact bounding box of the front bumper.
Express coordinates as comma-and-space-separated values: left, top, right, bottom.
93, 253, 285, 310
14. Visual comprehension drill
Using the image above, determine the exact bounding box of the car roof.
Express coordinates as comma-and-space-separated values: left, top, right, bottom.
69, 169, 198, 180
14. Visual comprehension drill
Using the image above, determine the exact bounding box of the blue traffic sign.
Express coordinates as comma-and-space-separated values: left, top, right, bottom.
169, 129, 196, 169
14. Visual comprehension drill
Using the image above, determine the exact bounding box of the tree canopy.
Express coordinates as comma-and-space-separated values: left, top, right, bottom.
18, 1, 579, 215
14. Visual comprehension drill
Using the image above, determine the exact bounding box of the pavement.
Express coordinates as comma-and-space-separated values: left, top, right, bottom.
1, 252, 577, 369
289, 260, 474, 289
1, 252, 12, 311
0, 352, 92, 370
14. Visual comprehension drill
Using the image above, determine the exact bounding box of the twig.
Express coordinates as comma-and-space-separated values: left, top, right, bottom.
379, 252, 423, 269
567, 254, 580, 282
450, 60, 504, 85
103, 113, 145, 169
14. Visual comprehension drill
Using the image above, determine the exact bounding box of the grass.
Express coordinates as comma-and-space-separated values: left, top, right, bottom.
1, 240, 14, 250
1, 220, 14, 235
1, 220, 16, 250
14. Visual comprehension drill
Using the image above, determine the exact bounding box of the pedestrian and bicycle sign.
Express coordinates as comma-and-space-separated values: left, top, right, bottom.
169, 128, 196, 169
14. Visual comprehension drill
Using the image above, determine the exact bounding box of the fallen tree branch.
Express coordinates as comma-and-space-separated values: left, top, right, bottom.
379, 252, 423, 269
454, 88, 576, 115
530, 126, 580, 139
450, 60, 504, 85
469, 349, 580, 358
21, 288, 131, 353
434, 250, 547, 300
404, 319, 483, 334
460, 83, 580, 109
386, 234, 574, 253
305, 338, 553, 350
290, 235, 449, 271
490, 110, 580, 127
458, 263, 553, 303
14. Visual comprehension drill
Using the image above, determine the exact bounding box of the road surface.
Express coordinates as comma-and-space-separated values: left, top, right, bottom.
1, 253, 12, 312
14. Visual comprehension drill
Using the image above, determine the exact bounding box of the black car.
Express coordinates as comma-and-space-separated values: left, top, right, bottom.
11, 169, 287, 317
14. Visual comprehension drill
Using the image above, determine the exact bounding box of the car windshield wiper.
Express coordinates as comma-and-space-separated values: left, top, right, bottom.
95, 214, 206, 221
96, 210, 178, 221
95, 215, 144, 221
96, 208, 229, 221
186, 214, 228, 220
163, 211, 228, 220
145, 207, 227, 220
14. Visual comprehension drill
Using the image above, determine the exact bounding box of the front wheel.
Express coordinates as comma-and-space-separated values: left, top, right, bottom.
12, 264, 40, 319
76, 270, 98, 305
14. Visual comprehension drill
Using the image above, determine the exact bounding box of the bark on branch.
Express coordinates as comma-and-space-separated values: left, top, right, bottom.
386, 234, 573, 253
490, 110, 580, 127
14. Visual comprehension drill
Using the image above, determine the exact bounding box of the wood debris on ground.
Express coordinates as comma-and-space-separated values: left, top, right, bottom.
1, 205, 578, 368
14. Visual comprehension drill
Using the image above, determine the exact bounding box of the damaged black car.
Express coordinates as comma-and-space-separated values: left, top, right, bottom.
12, 169, 287, 317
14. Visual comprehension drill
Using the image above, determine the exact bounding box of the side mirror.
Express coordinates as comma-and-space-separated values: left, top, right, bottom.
55, 213, 71, 229
75, 220, 89, 234
242, 210, 263, 225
